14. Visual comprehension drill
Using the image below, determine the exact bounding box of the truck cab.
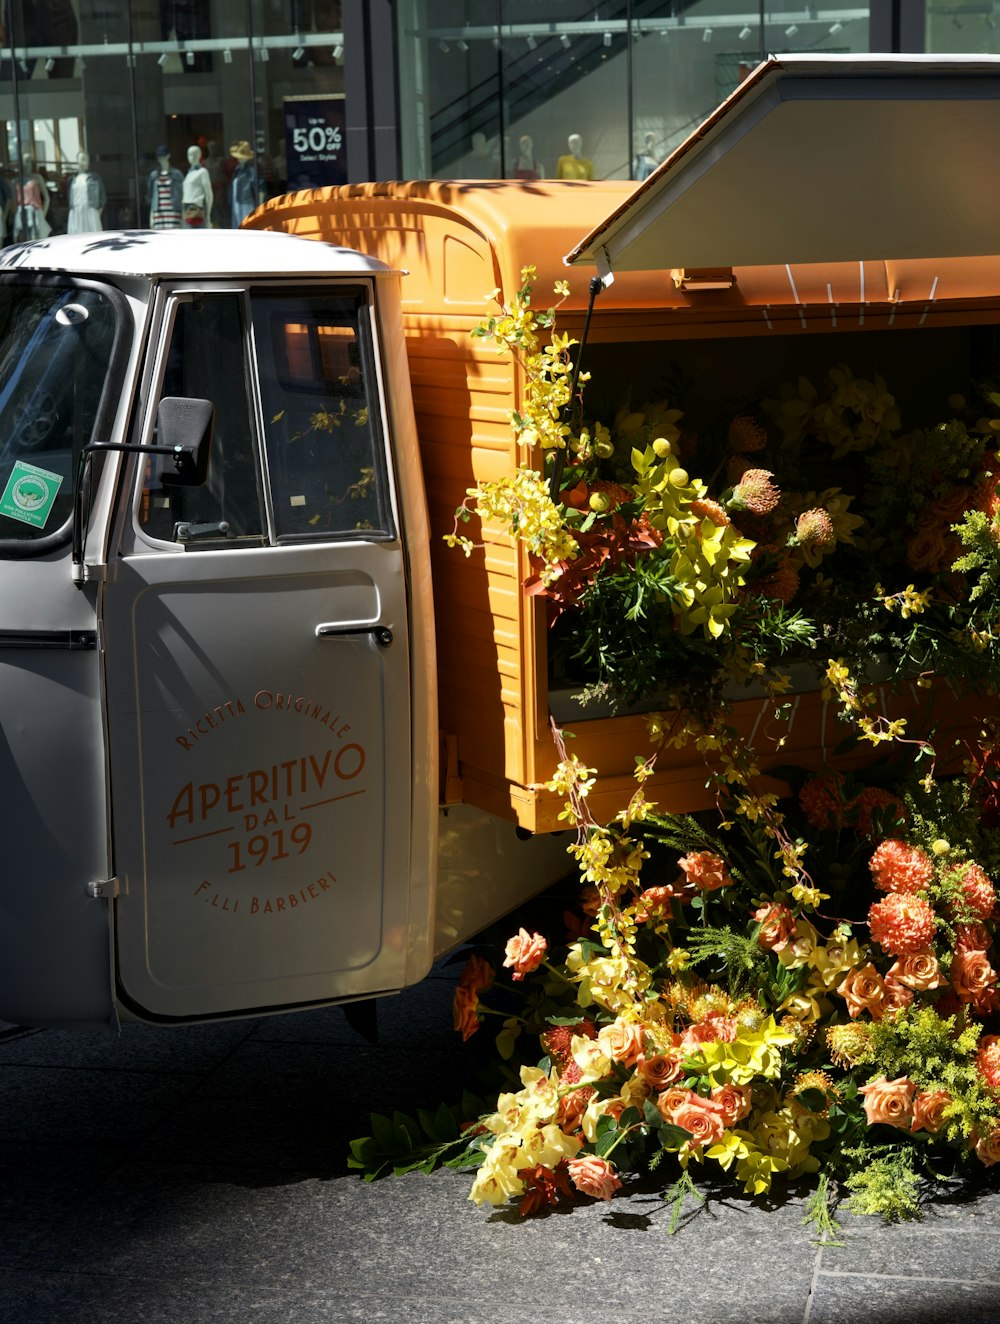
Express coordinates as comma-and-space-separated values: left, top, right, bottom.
0, 228, 439, 1026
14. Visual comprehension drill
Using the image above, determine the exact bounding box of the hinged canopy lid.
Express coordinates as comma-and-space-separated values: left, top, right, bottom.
566, 55, 1000, 273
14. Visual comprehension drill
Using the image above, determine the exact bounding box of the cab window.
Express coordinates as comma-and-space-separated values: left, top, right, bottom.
251, 289, 392, 541
139, 294, 264, 546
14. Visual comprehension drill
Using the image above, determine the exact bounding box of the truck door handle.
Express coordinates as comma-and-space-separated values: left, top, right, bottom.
315, 623, 393, 647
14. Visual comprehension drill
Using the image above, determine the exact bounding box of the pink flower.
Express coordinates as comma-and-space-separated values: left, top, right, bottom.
795, 507, 835, 549
977, 1035, 1000, 1092
678, 851, 733, 892
882, 975, 914, 1014
958, 862, 996, 921
754, 902, 796, 953
911, 1088, 952, 1134
858, 1075, 916, 1130
868, 839, 934, 895
732, 468, 780, 515
503, 927, 547, 981
868, 892, 937, 956
566, 1155, 622, 1201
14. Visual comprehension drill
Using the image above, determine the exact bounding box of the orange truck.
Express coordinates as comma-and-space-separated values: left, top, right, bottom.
0, 55, 994, 1029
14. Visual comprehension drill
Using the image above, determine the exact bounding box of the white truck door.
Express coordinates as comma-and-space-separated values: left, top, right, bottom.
103, 283, 417, 1019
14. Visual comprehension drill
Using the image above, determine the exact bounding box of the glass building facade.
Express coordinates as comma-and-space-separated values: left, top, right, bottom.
0, 0, 993, 242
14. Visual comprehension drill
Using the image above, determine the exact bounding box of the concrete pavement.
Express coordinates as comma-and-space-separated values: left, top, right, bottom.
1, 964, 998, 1324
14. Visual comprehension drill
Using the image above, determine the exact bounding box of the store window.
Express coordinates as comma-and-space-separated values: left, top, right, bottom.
0, 1, 347, 244
398, 1, 878, 183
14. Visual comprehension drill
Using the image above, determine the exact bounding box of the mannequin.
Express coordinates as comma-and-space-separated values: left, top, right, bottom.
633, 132, 659, 182
229, 140, 257, 227
13, 153, 51, 242
512, 134, 542, 182
556, 134, 594, 181
182, 145, 212, 228
67, 152, 106, 234
148, 146, 183, 229
468, 131, 498, 178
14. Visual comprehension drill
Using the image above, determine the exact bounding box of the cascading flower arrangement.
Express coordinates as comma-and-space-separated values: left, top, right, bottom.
350, 270, 1000, 1229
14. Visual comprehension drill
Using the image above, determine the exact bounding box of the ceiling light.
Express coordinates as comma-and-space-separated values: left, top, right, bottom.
603, 31, 613, 46
739, 24, 753, 38
828, 20, 843, 33
333, 43, 343, 60
185, 49, 194, 64
492, 35, 501, 49
44, 57, 55, 72
526, 34, 537, 49
157, 52, 167, 66
785, 23, 799, 35
292, 45, 304, 59
223, 47, 232, 63
456, 38, 469, 51
703, 26, 713, 41
559, 33, 571, 48
259, 45, 269, 61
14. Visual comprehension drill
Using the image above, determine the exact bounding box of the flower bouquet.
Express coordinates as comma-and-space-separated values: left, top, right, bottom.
349, 270, 1000, 1227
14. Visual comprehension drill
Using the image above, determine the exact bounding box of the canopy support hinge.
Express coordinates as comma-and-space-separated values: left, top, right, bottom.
86, 876, 120, 900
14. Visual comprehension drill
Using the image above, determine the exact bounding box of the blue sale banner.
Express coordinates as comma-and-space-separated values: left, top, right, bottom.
284, 96, 347, 189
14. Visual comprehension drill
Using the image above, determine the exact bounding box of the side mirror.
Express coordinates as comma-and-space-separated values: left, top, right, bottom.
156, 397, 214, 487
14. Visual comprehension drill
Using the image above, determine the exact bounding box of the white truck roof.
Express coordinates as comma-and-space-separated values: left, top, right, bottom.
0, 227, 388, 280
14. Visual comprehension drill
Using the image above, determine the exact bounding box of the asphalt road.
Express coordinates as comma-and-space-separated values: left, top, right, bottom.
1, 963, 998, 1323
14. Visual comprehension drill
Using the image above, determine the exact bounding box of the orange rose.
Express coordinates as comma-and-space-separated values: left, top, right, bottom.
887, 952, 943, 990
637, 1047, 685, 1091
597, 1018, 647, 1066
452, 983, 481, 1041
910, 1088, 952, 1134
459, 953, 495, 993
656, 1086, 697, 1123
858, 1075, 915, 1129
951, 949, 997, 1004
709, 1083, 752, 1125
754, 902, 796, 953
973, 1126, 1000, 1167
566, 1154, 622, 1200
882, 975, 915, 1013
837, 963, 887, 1020
671, 1100, 726, 1148
503, 927, 548, 982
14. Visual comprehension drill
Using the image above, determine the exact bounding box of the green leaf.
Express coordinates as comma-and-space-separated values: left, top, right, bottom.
618, 1106, 641, 1131
658, 1122, 694, 1150
496, 1028, 517, 1060
643, 1098, 664, 1128
435, 1102, 459, 1142
370, 1112, 396, 1150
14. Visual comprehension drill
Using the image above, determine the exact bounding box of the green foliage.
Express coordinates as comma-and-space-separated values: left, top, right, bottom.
347, 1096, 490, 1182
802, 1172, 845, 1245
684, 925, 772, 999
842, 1146, 923, 1223
953, 508, 1000, 606
866, 1009, 1000, 1143
662, 1168, 705, 1234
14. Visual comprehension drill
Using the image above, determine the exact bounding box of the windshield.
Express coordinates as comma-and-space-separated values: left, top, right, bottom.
0, 282, 120, 548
